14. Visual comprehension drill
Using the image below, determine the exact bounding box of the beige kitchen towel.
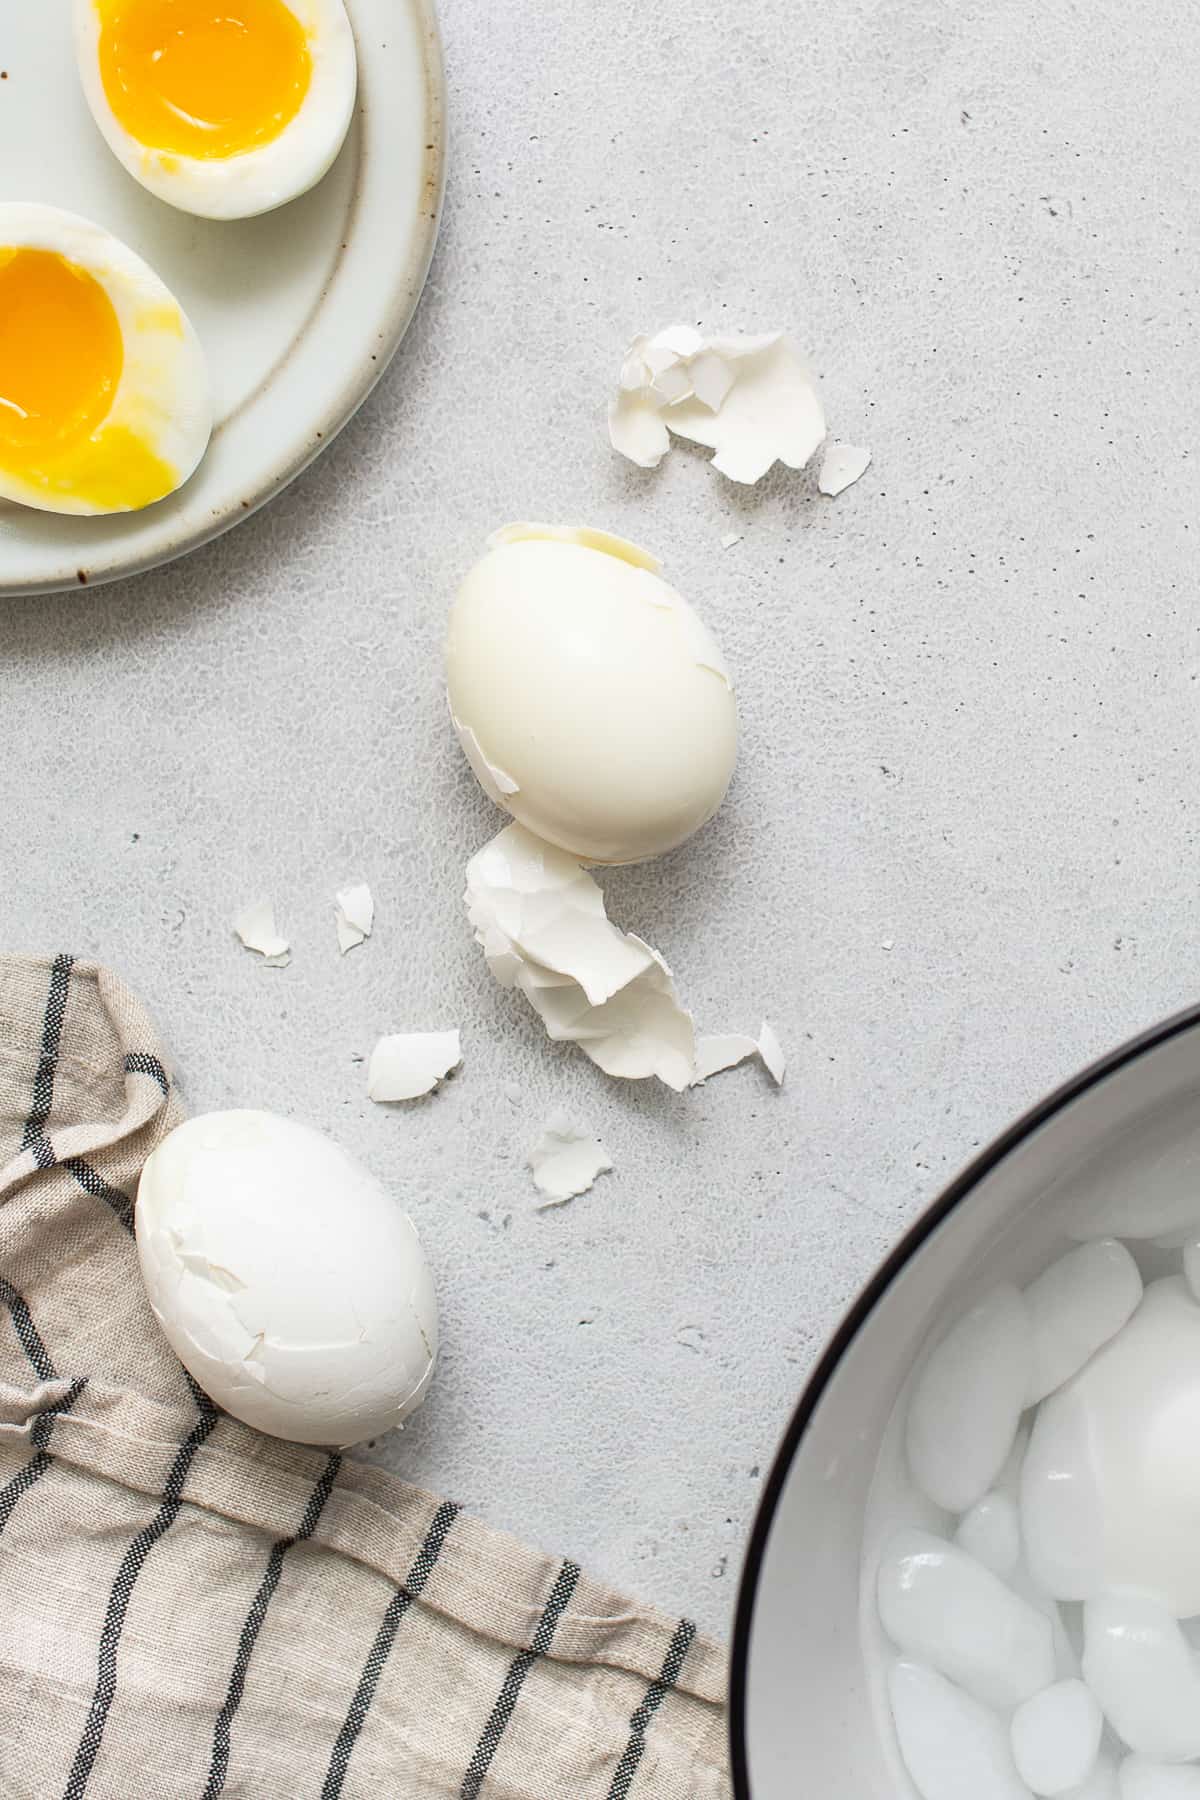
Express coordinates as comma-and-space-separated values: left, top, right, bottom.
0, 954, 731, 1800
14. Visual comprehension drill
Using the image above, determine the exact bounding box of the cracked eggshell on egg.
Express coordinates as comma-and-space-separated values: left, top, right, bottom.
136, 1110, 437, 1447
445, 524, 737, 865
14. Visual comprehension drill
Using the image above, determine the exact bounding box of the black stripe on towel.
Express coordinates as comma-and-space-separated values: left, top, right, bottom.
320, 1500, 460, 1800
200, 1453, 342, 1800
459, 1558, 582, 1800
0, 1275, 57, 1380
62, 1157, 133, 1229
61, 1401, 220, 1800
0, 1377, 88, 1538
21, 953, 74, 1165
123, 1052, 170, 1098
604, 1618, 697, 1800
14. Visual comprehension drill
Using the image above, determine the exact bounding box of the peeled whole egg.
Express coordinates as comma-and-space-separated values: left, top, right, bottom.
136, 1109, 438, 1446
446, 524, 738, 865
0, 203, 211, 516
73, 0, 357, 220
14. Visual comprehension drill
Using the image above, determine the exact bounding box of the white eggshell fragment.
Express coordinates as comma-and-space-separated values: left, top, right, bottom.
817, 441, 872, 496
334, 883, 374, 953
527, 1113, 613, 1206
136, 1110, 437, 1445
446, 524, 737, 865
465, 823, 696, 1089
609, 327, 827, 485
877, 1530, 1056, 1709
233, 898, 291, 966
1021, 1279, 1200, 1614
906, 1284, 1032, 1513
888, 1660, 1035, 1800
1010, 1680, 1102, 1797
692, 1022, 786, 1087
73, 0, 358, 221
1081, 1591, 1200, 1762
367, 1032, 461, 1103
1024, 1240, 1143, 1404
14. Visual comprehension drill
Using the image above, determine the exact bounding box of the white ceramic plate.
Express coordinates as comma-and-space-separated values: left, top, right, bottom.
0, 0, 444, 596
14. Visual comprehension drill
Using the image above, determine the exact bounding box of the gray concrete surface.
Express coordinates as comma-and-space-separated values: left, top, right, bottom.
5, 0, 1200, 1642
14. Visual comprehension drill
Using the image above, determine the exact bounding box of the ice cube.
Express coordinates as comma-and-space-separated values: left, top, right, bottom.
1022, 1280, 1200, 1614
1066, 1754, 1118, 1799
1011, 1680, 1103, 1796
1082, 1591, 1200, 1761
957, 1492, 1022, 1578
1118, 1761, 1200, 1799
906, 1284, 1032, 1513
1024, 1241, 1143, 1405
878, 1529, 1056, 1708
889, 1660, 1035, 1800
1183, 1243, 1200, 1305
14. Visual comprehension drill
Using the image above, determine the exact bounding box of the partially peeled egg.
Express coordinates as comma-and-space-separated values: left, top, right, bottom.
73, 0, 358, 220
446, 524, 738, 865
0, 203, 211, 516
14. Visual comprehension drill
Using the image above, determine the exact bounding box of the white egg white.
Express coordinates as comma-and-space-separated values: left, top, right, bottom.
137, 1109, 438, 1446
446, 524, 739, 865
0, 202, 211, 517
72, 0, 358, 221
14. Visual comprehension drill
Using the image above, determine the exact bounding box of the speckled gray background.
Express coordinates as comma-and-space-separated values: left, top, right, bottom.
4, 0, 1200, 1643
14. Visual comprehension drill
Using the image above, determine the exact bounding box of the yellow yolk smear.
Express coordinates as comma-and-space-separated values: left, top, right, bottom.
97, 0, 313, 159
0, 247, 175, 512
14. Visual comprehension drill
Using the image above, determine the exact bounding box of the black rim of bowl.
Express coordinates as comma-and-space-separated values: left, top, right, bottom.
728, 997, 1200, 1797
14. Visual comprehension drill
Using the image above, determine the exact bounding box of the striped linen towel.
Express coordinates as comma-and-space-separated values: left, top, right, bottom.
0, 954, 731, 1800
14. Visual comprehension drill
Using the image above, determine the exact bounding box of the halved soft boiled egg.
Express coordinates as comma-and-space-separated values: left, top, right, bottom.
73, 0, 358, 221
0, 204, 211, 516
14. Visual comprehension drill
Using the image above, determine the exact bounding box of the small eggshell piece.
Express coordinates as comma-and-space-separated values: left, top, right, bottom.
528, 1113, 613, 1205
367, 1032, 461, 1102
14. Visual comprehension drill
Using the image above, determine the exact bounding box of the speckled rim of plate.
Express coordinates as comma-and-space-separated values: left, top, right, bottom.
2, 0, 446, 598
727, 995, 1200, 1797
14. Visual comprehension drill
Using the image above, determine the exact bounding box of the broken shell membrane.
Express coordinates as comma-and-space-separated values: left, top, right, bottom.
334, 881, 373, 952
817, 441, 872, 497
136, 1109, 437, 1445
528, 1112, 613, 1205
367, 1030, 461, 1102
466, 823, 696, 1090
608, 327, 826, 485
232, 897, 290, 965
446, 523, 737, 865
693, 1023, 786, 1086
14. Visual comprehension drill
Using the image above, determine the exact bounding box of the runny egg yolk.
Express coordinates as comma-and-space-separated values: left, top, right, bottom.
0, 247, 175, 511
97, 0, 313, 160
0, 247, 122, 457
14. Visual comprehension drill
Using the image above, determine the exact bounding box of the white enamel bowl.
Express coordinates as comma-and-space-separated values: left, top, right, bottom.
731, 1003, 1200, 1797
